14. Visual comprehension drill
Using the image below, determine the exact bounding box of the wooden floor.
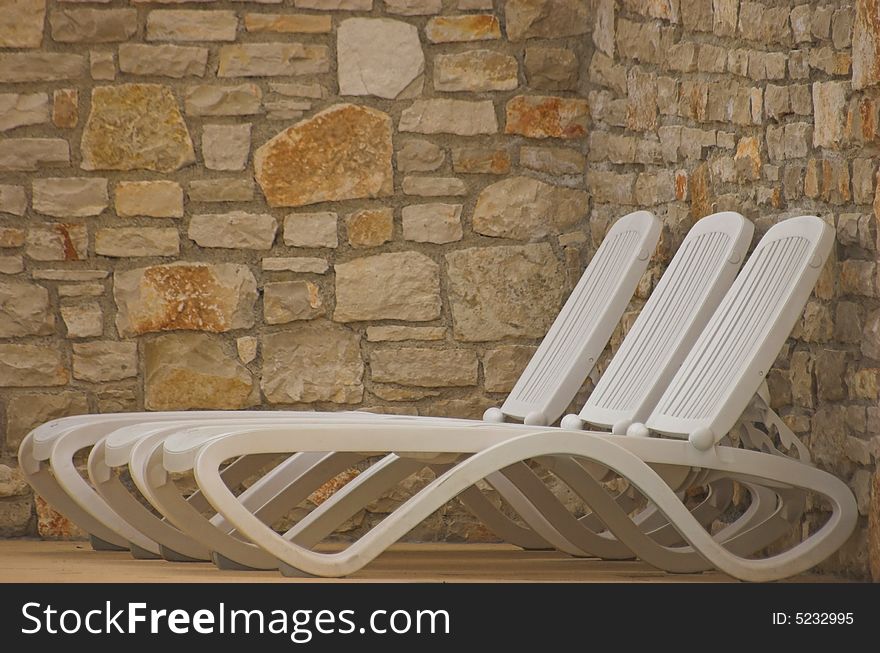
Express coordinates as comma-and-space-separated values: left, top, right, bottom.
0, 540, 841, 583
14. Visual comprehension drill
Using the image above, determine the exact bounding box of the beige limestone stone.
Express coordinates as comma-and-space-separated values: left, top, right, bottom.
338, 18, 425, 100
346, 208, 393, 248
0, 53, 84, 82
0, 465, 29, 498
72, 341, 137, 382
397, 139, 445, 172
0, 345, 68, 387
115, 181, 184, 218
283, 212, 338, 248
264, 281, 324, 324
0, 280, 54, 337
434, 50, 518, 92
189, 212, 277, 250
505, 0, 590, 41
118, 44, 207, 78
446, 244, 563, 341
334, 252, 440, 322
472, 176, 587, 240
49, 8, 137, 42
202, 124, 251, 171
58, 283, 104, 298
524, 47, 578, 91
452, 147, 511, 174
146, 10, 238, 41
0, 0, 46, 48
32, 178, 108, 217
588, 170, 636, 205
145, 333, 258, 410
263, 98, 310, 121
399, 99, 498, 135
95, 388, 138, 415
594, 0, 615, 55
425, 14, 500, 42
245, 13, 331, 33
402, 204, 463, 244
81, 84, 196, 172
371, 385, 440, 401
0, 186, 26, 216
114, 262, 258, 336
89, 50, 115, 80
505, 95, 589, 139
33, 269, 107, 281
483, 345, 537, 392
0, 505, 32, 539
261, 257, 328, 274
371, 348, 478, 387
520, 145, 585, 175
262, 321, 364, 404
236, 336, 257, 364
25, 224, 87, 261
0, 255, 23, 275
384, 0, 440, 15
5, 392, 87, 450
0, 93, 49, 132
871, 469, 880, 581
189, 179, 254, 203
52, 89, 78, 128
184, 84, 261, 116
812, 81, 847, 149
402, 176, 467, 197
95, 228, 179, 257
61, 302, 103, 338
854, 0, 880, 89
270, 82, 327, 99
294, 0, 372, 8
0, 138, 69, 171
366, 325, 446, 342
256, 105, 393, 208
218, 43, 329, 77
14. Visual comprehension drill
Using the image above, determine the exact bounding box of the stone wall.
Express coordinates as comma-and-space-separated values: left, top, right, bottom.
587, 0, 879, 580
0, 0, 877, 579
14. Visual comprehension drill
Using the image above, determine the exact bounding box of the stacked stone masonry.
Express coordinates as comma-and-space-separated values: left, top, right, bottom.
0, 0, 877, 579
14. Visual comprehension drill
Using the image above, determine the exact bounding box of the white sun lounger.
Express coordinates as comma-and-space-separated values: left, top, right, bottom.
133, 211, 756, 570
19, 210, 661, 557
173, 215, 857, 581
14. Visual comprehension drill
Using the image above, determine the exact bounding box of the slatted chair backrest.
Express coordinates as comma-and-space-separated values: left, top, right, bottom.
645, 215, 833, 448
498, 210, 662, 425
579, 212, 754, 432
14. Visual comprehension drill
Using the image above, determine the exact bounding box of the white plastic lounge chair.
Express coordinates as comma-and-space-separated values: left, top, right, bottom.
172, 215, 857, 581
135, 211, 756, 570
20, 210, 662, 558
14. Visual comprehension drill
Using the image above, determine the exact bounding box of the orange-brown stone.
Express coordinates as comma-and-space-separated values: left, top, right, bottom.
36, 496, 86, 540
346, 208, 393, 248
254, 104, 393, 208
425, 14, 501, 42
734, 136, 762, 180
52, 89, 77, 128
689, 162, 713, 220
504, 95, 589, 139
113, 262, 258, 336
